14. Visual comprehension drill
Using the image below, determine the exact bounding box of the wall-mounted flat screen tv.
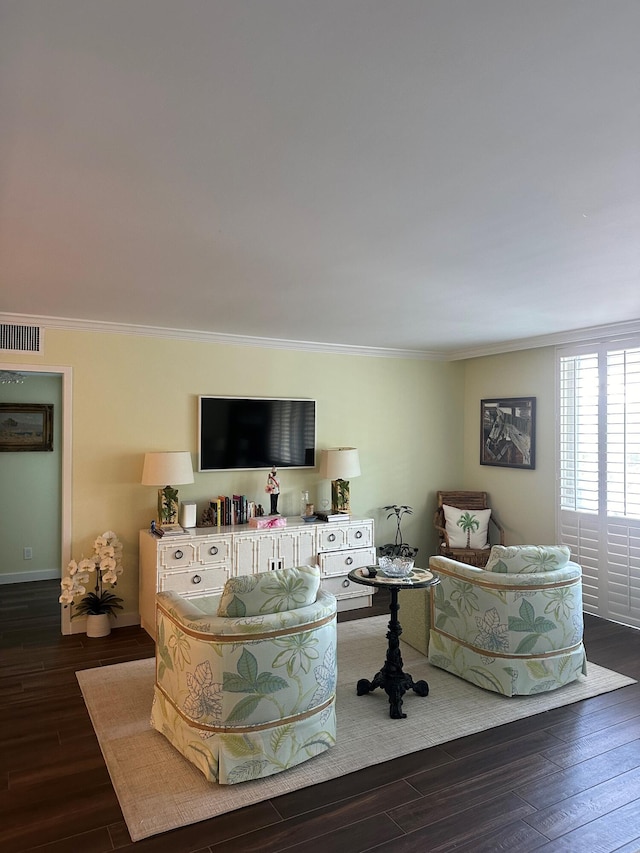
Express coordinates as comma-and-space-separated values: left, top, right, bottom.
198, 396, 316, 471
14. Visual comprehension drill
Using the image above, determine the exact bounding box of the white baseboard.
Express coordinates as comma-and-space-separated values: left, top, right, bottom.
0, 569, 60, 584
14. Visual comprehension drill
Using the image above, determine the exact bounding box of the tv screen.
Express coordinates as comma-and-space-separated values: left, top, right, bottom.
198, 396, 316, 471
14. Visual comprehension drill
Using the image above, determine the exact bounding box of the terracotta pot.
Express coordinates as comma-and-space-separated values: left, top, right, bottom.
86, 613, 111, 638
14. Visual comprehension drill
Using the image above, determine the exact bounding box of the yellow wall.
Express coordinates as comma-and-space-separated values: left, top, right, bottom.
1, 328, 465, 624
462, 346, 557, 544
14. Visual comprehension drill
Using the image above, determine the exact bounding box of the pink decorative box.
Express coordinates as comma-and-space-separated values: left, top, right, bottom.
248, 516, 287, 530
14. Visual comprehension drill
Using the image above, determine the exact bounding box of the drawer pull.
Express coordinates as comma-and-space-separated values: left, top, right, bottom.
328, 533, 336, 543
174, 550, 184, 560
209, 546, 219, 556
192, 574, 202, 584
345, 556, 354, 566
342, 579, 350, 588
355, 530, 363, 539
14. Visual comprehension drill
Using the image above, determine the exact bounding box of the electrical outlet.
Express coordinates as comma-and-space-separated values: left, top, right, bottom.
23, 547, 33, 560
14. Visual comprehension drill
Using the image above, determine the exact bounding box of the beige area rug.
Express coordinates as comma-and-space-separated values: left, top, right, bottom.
77, 615, 635, 842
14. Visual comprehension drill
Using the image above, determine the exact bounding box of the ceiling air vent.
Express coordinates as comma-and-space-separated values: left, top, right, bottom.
0, 323, 42, 353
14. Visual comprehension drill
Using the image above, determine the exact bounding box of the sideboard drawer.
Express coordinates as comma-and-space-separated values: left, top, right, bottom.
346, 523, 373, 548
322, 573, 374, 602
318, 546, 376, 577
197, 537, 232, 564
158, 541, 197, 569
317, 525, 348, 551
159, 564, 231, 596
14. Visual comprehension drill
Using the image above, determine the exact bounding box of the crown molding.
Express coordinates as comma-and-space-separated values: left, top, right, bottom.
444, 318, 640, 361
0, 313, 439, 359
2, 312, 638, 362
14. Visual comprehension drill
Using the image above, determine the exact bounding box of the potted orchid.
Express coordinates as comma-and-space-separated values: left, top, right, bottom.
59, 530, 124, 636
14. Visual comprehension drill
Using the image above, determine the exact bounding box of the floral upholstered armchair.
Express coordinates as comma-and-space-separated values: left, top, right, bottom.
151, 565, 337, 784
428, 545, 586, 696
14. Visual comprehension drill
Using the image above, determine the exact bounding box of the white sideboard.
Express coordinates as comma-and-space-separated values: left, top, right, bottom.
139, 517, 376, 637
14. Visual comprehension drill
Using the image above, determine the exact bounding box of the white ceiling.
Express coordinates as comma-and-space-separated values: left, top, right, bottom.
1, 1, 639, 357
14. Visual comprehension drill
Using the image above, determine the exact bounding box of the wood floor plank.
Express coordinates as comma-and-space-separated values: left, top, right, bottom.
522, 764, 640, 840
209, 780, 418, 853
372, 792, 538, 853
525, 799, 640, 853
515, 739, 640, 809
389, 754, 558, 831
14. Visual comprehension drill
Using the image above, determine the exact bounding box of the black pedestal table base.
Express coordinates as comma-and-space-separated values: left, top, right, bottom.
356, 585, 429, 718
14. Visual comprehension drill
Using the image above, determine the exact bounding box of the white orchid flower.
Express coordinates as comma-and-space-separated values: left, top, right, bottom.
67, 560, 78, 575
99, 556, 117, 572
78, 557, 96, 573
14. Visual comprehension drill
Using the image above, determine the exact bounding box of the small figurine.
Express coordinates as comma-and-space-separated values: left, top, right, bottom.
265, 465, 280, 515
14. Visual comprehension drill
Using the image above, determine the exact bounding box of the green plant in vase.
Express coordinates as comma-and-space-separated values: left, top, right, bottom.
59, 530, 124, 618
379, 504, 418, 559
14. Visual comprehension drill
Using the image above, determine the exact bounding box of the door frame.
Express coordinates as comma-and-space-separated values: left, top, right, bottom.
0, 362, 73, 633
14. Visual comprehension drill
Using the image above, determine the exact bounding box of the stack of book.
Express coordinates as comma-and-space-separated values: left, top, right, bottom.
210, 496, 259, 526
153, 523, 188, 537
315, 511, 351, 523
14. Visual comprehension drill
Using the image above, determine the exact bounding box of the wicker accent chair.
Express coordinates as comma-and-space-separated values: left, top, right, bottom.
434, 491, 505, 568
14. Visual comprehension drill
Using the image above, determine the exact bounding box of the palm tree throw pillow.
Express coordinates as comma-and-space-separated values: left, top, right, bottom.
442, 505, 491, 549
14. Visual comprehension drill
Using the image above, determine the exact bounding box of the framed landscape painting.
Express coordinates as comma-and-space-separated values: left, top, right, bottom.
0, 404, 54, 452
480, 397, 535, 469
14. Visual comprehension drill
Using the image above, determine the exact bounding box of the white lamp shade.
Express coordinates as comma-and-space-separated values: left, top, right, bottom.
142, 451, 194, 486
322, 447, 361, 480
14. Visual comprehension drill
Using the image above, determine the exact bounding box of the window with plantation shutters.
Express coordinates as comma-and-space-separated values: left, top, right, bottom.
558, 339, 640, 628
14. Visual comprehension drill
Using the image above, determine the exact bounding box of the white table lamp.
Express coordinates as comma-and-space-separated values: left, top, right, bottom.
142, 451, 194, 526
322, 447, 361, 514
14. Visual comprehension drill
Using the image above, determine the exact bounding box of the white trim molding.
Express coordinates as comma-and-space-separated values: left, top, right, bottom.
1, 311, 639, 362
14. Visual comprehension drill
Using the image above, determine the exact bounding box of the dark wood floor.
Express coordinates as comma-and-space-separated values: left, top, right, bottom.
1, 582, 640, 853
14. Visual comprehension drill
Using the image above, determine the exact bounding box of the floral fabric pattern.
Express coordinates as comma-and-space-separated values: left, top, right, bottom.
152, 582, 337, 784
484, 545, 571, 574
428, 554, 587, 696
217, 564, 321, 617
